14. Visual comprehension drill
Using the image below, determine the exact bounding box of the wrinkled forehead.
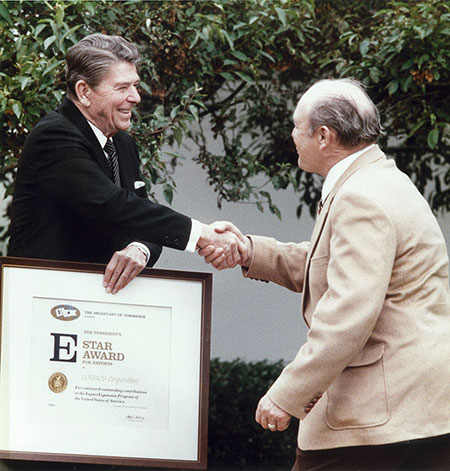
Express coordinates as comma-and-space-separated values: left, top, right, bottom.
99, 61, 140, 86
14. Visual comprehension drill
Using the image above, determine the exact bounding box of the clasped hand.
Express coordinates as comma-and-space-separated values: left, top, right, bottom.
102, 220, 251, 294
197, 221, 252, 270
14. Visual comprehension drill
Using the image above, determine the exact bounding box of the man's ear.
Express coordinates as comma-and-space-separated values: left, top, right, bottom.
74, 80, 91, 106
318, 125, 333, 149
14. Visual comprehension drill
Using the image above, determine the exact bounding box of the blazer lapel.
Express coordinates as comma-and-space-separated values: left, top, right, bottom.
301, 145, 386, 320
57, 98, 113, 179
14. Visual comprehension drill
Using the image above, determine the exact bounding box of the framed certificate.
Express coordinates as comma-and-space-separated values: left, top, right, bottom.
0, 257, 212, 469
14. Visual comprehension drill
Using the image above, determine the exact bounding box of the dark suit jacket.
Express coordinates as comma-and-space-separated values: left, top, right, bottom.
8, 98, 192, 265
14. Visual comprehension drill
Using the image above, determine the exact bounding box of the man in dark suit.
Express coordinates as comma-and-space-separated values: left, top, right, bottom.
8, 34, 243, 293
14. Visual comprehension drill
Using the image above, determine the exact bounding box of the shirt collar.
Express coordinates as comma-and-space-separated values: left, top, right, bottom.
321, 143, 376, 202
88, 121, 108, 149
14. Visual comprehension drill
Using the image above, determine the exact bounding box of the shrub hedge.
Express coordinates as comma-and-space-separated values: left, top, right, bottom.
208, 358, 299, 469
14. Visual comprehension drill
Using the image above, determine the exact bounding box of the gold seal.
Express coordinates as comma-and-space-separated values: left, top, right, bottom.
48, 372, 68, 393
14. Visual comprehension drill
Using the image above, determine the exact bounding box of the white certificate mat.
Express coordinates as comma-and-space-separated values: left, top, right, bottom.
0, 258, 211, 469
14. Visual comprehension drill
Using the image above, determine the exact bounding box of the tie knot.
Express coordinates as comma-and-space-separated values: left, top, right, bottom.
104, 138, 115, 155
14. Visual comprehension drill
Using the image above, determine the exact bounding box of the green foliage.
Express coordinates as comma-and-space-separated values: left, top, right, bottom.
0, 1, 89, 191
334, 0, 450, 210
208, 358, 298, 468
1, 0, 449, 240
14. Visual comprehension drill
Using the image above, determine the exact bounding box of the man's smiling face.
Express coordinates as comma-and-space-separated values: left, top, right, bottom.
84, 61, 141, 137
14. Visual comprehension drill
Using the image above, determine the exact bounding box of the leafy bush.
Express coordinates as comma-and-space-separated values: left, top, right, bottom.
208, 358, 299, 469
1, 0, 449, 245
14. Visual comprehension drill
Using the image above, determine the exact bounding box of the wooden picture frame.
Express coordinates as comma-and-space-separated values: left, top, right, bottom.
0, 257, 211, 469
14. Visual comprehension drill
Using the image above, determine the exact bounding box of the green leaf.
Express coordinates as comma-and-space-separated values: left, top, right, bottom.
0, 2, 12, 24
12, 102, 22, 119
222, 30, 234, 49
369, 68, 381, 83
140, 81, 152, 96
401, 75, 413, 92
275, 7, 287, 27
231, 50, 248, 62
170, 105, 180, 119
234, 70, 253, 82
387, 79, 399, 95
189, 31, 200, 49
400, 59, 414, 71
418, 54, 429, 68
188, 104, 199, 120
359, 39, 370, 56
259, 50, 275, 63
408, 119, 425, 138
43, 59, 61, 76
34, 23, 48, 37
163, 184, 174, 205
172, 127, 182, 146
60, 24, 82, 45
427, 128, 439, 149
84, 2, 96, 15
55, 4, 64, 25
220, 72, 234, 81
43, 36, 56, 50
52, 90, 64, 102
154, 105, 165, 120
299, 51, 312, 64
17, 76, 31, 91
269, 203, 282, 220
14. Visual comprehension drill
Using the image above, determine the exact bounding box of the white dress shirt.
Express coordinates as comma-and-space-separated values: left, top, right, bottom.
321, 144, 376, 203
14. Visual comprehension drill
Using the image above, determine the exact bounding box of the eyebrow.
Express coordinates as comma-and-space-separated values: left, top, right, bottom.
114, 79, 140, 87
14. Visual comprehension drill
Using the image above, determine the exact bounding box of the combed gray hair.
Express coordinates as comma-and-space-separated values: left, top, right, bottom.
307, 79, 382, 147
65, 33, 141, 101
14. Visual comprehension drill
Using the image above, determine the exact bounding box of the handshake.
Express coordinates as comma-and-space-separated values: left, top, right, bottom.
197, 221, 253, 270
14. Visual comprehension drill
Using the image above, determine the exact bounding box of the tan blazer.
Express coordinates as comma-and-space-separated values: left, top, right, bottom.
245, 145, 450, 450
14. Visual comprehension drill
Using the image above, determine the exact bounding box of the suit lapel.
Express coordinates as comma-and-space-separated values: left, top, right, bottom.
112, 134, 134, 191
57, 98, 114, 180
301, 145, 386, 319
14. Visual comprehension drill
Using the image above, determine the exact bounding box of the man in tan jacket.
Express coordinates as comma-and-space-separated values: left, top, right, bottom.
201, 79, 450, 469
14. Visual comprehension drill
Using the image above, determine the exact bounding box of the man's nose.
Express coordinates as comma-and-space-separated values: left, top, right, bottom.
128, 86, 141, 104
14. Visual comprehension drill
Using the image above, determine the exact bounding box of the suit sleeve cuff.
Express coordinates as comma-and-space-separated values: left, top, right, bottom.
128, 241, 150, 264
184, 219, 202, 252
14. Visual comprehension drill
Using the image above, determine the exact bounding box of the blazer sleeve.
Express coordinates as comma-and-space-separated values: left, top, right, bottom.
243, 235, 310, 292
29, 117, 192, 251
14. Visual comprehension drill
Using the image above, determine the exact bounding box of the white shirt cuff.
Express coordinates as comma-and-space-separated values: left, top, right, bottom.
128, 242, 150, 263
185, 219, 203, 252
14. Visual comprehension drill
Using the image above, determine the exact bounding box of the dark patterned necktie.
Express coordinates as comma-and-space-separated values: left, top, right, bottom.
104, 139, 121, 186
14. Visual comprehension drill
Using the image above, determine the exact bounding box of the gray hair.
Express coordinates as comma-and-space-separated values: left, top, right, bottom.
307, 78, 382, 147
65, 34, 141, 101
